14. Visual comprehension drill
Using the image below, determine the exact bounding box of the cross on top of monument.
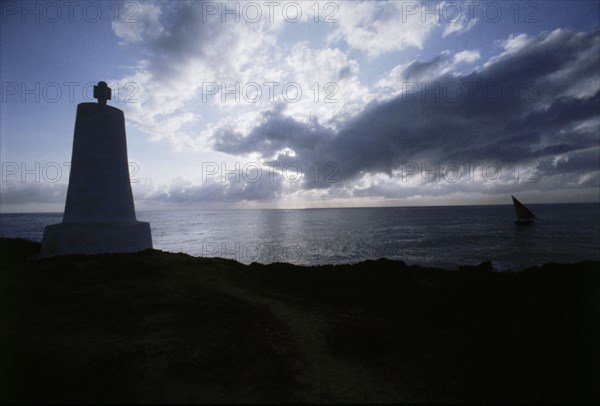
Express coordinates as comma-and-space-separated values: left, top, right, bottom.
93, 81, 112, 105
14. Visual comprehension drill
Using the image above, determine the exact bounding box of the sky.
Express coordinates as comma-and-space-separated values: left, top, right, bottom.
1, 0, 599, 212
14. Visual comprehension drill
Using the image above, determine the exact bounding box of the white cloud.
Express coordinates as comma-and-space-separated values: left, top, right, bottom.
110, 2, 286, 149
282, 43, 372, 125
376, 52, 452, 92
377, 48, 481, 94
442, 16, 478, 38
501, 33, 533, 54
111, 3, 164, 45
328, 1, 439, 57
453, 50, 481, 64
111, 1, 378, 151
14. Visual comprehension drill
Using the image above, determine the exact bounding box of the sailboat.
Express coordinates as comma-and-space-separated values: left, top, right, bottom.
512, 195, 536, 225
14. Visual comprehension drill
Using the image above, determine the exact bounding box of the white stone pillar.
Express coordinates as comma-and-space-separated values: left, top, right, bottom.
41, 83, 152, 256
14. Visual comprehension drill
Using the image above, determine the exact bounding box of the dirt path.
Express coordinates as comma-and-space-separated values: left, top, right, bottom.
206, 273, 414, 402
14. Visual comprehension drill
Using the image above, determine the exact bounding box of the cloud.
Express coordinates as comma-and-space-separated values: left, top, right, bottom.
327, 1, 439, 57
111, 1, 284, 147
500, 33, 533, 55
442, 16, 478, 38
111, 1, 375, 151
0, 182, 67, 205
211, 28, 600, 201
377, 49, 481, 92
132, 166, 292, 210
282, 42, 372, 123
376, 53, 452, 92
112, 3, 164, 45
0, 181, 69, 212
104, 4, 600, 206
453, 50, 480, 64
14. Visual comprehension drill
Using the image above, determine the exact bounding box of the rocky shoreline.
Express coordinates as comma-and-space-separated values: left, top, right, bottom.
1, 237, 598, 403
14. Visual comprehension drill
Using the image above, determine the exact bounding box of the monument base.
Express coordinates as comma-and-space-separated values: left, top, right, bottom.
41, 222, 153, 257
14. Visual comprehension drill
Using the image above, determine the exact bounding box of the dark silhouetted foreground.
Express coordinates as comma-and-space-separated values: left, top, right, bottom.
1, 237, 598, 403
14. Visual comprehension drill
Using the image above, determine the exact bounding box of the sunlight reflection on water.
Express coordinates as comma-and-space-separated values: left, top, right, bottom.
1, 204, 598, 268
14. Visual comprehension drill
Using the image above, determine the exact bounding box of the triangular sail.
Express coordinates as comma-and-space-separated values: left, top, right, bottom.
512, 196, 536, 220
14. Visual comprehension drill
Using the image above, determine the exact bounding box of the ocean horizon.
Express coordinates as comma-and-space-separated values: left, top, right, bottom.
1, 202, 598, 269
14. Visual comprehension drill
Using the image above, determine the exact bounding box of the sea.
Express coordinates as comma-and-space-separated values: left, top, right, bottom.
1, 203, 599, 270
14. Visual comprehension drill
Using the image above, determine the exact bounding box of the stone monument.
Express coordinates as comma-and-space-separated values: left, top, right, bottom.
41, 82, 152, 256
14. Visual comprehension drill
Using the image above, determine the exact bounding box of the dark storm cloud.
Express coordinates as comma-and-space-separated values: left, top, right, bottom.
212, 29, 600, 192
399, 54, 448, 82
214, 107, 336, 157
